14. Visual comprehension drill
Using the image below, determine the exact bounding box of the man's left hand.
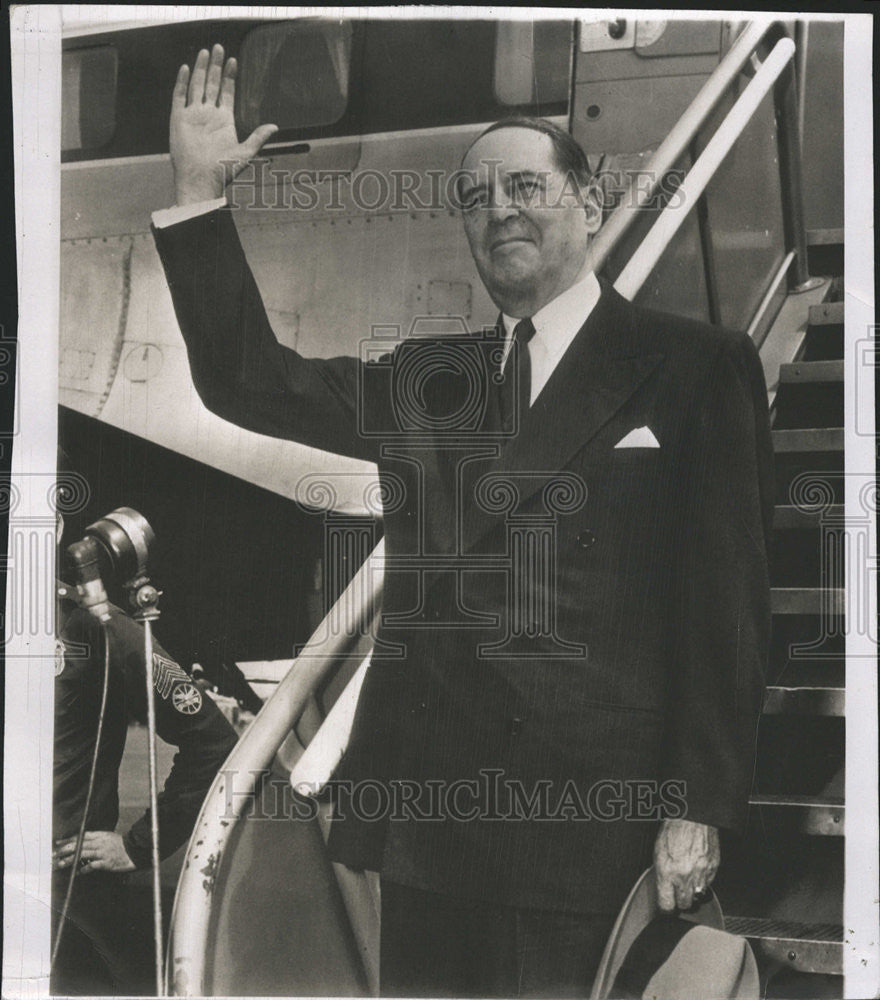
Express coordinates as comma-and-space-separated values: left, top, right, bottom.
654, 819, 719, 911
53, 831, 136, 874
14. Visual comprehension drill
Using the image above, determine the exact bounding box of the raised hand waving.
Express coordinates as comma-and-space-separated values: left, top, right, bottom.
169, 44, 278, 205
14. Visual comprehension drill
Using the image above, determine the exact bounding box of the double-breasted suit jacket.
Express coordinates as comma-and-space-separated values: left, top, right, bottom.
153, 207, 773, 915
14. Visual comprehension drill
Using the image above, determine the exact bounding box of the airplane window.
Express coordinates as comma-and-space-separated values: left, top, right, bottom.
494, 21, 571, 107
238, 21, 352, 136
61, 46, 117, 152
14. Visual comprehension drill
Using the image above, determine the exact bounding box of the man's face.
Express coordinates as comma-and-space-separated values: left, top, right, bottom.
459, 127, 600, 316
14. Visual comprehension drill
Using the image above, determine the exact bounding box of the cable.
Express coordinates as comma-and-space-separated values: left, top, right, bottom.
51, 621, 111, 970
142, 618, 165, 995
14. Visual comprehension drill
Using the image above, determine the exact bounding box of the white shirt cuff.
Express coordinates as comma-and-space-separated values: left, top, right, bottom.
151, 196, 227, 229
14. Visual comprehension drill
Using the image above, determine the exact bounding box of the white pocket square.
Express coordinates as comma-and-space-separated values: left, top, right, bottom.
614, 426, 660, 449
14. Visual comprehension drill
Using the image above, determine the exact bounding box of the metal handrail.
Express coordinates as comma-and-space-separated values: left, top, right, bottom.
772, 27, 811, 289
590, 21, 810, 298
614, 37, 797, 300
586, 20, 772, 276
166, 541, 385, 996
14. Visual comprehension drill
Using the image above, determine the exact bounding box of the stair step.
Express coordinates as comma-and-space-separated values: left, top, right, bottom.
772, 428, 843, 453
773, 457, 844, 507
748, 794, 845, 835
759, 275, 832, 408
771, 588, 845, 615
763, 685, 844, 717
778, 360, 844, 384
773, 504, 843, 529
725, 917, 843, 975
770, 658, 844, 688
806, 227, 845, 247
772, 388, 844, 432
808, 301, 843, 328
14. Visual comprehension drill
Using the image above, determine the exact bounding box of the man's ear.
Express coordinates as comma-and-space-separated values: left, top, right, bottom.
582, 181, 603, 234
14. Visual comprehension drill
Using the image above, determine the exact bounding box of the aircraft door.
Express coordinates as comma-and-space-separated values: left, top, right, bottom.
572, 18, 723, 322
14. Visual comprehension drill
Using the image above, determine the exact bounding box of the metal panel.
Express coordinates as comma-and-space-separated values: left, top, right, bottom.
763, 686, 845, 717
773, 503, 844, 528
801, 21, 844, 233
575, 23, 720, 83
600, 150, 710, 321
770, 587, 845, 615
725, 917, 843, 976
427, 280, 472, 319
809, 300, 844, 326
578, 18, 634, 53
572, 19, 722, 157
59, 239, 130, 415
701, 84, 787, 331
634, 19, 720, 59
771, 429, 845, 452
573, 73, 709, 154
204, 774, 368, 996
779, 360, 844, 384
571, 20, 746, 320
749, 794, 845, 836
628, 208, 710, 320
757, 937, 843, 976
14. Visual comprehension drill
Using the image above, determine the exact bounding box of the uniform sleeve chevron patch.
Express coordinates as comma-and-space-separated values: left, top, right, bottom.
152, 651, 192, 700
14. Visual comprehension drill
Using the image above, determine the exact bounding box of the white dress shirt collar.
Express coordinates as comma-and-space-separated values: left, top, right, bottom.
501, 270, 602, 405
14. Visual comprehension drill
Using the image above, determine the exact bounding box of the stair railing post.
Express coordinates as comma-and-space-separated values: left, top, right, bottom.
773, 36, 813, 290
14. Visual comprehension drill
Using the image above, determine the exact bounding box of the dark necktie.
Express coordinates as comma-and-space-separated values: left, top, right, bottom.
500, 317, 536, 430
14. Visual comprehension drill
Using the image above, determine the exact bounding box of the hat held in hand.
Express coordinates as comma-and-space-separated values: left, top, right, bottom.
591, 868, 759, 1000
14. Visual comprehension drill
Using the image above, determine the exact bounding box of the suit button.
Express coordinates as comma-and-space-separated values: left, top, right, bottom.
577, 529, 597, 549
509, 716, 525, 737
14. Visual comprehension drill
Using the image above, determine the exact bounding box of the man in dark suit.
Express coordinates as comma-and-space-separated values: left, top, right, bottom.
152, 45, 773, 997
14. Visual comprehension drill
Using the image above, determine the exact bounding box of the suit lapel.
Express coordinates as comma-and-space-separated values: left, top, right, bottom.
395, 334, 505, 556
461, 282, 664, 552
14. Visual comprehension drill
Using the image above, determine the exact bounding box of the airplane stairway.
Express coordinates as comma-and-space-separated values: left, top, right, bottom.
228, 269, 851, 999
716, 237, 846, 998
